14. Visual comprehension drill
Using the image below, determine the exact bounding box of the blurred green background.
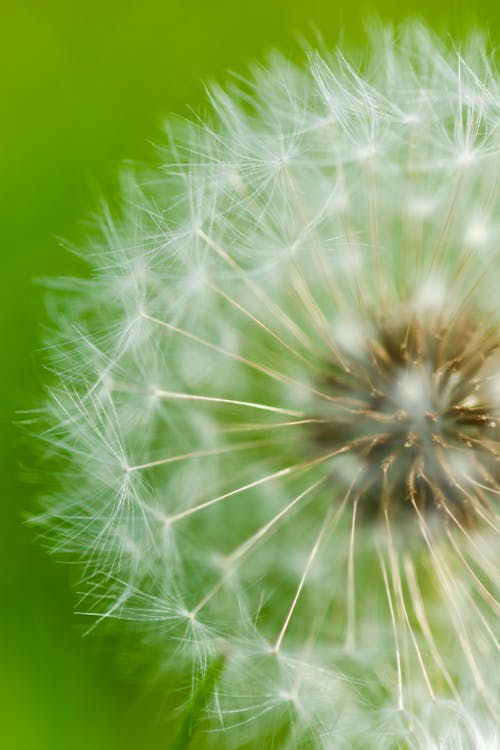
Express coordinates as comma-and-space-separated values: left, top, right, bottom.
1, 1, 498, 748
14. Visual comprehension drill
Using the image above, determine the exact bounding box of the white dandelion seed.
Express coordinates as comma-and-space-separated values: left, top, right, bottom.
35, 22, 499, 750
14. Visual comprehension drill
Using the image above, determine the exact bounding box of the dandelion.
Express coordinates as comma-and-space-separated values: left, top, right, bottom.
36, 23, 499, 750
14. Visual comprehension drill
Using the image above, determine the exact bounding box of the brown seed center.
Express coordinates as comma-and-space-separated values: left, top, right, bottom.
311, 311, 500, 524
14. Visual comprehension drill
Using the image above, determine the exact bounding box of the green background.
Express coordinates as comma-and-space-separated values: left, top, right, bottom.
1, 2, 498, 748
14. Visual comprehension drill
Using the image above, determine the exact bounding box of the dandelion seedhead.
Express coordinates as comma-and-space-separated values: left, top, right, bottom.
36, 23, 499, 750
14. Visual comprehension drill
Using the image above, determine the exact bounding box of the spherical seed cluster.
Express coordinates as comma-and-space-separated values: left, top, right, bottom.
37, 24, 499, 750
